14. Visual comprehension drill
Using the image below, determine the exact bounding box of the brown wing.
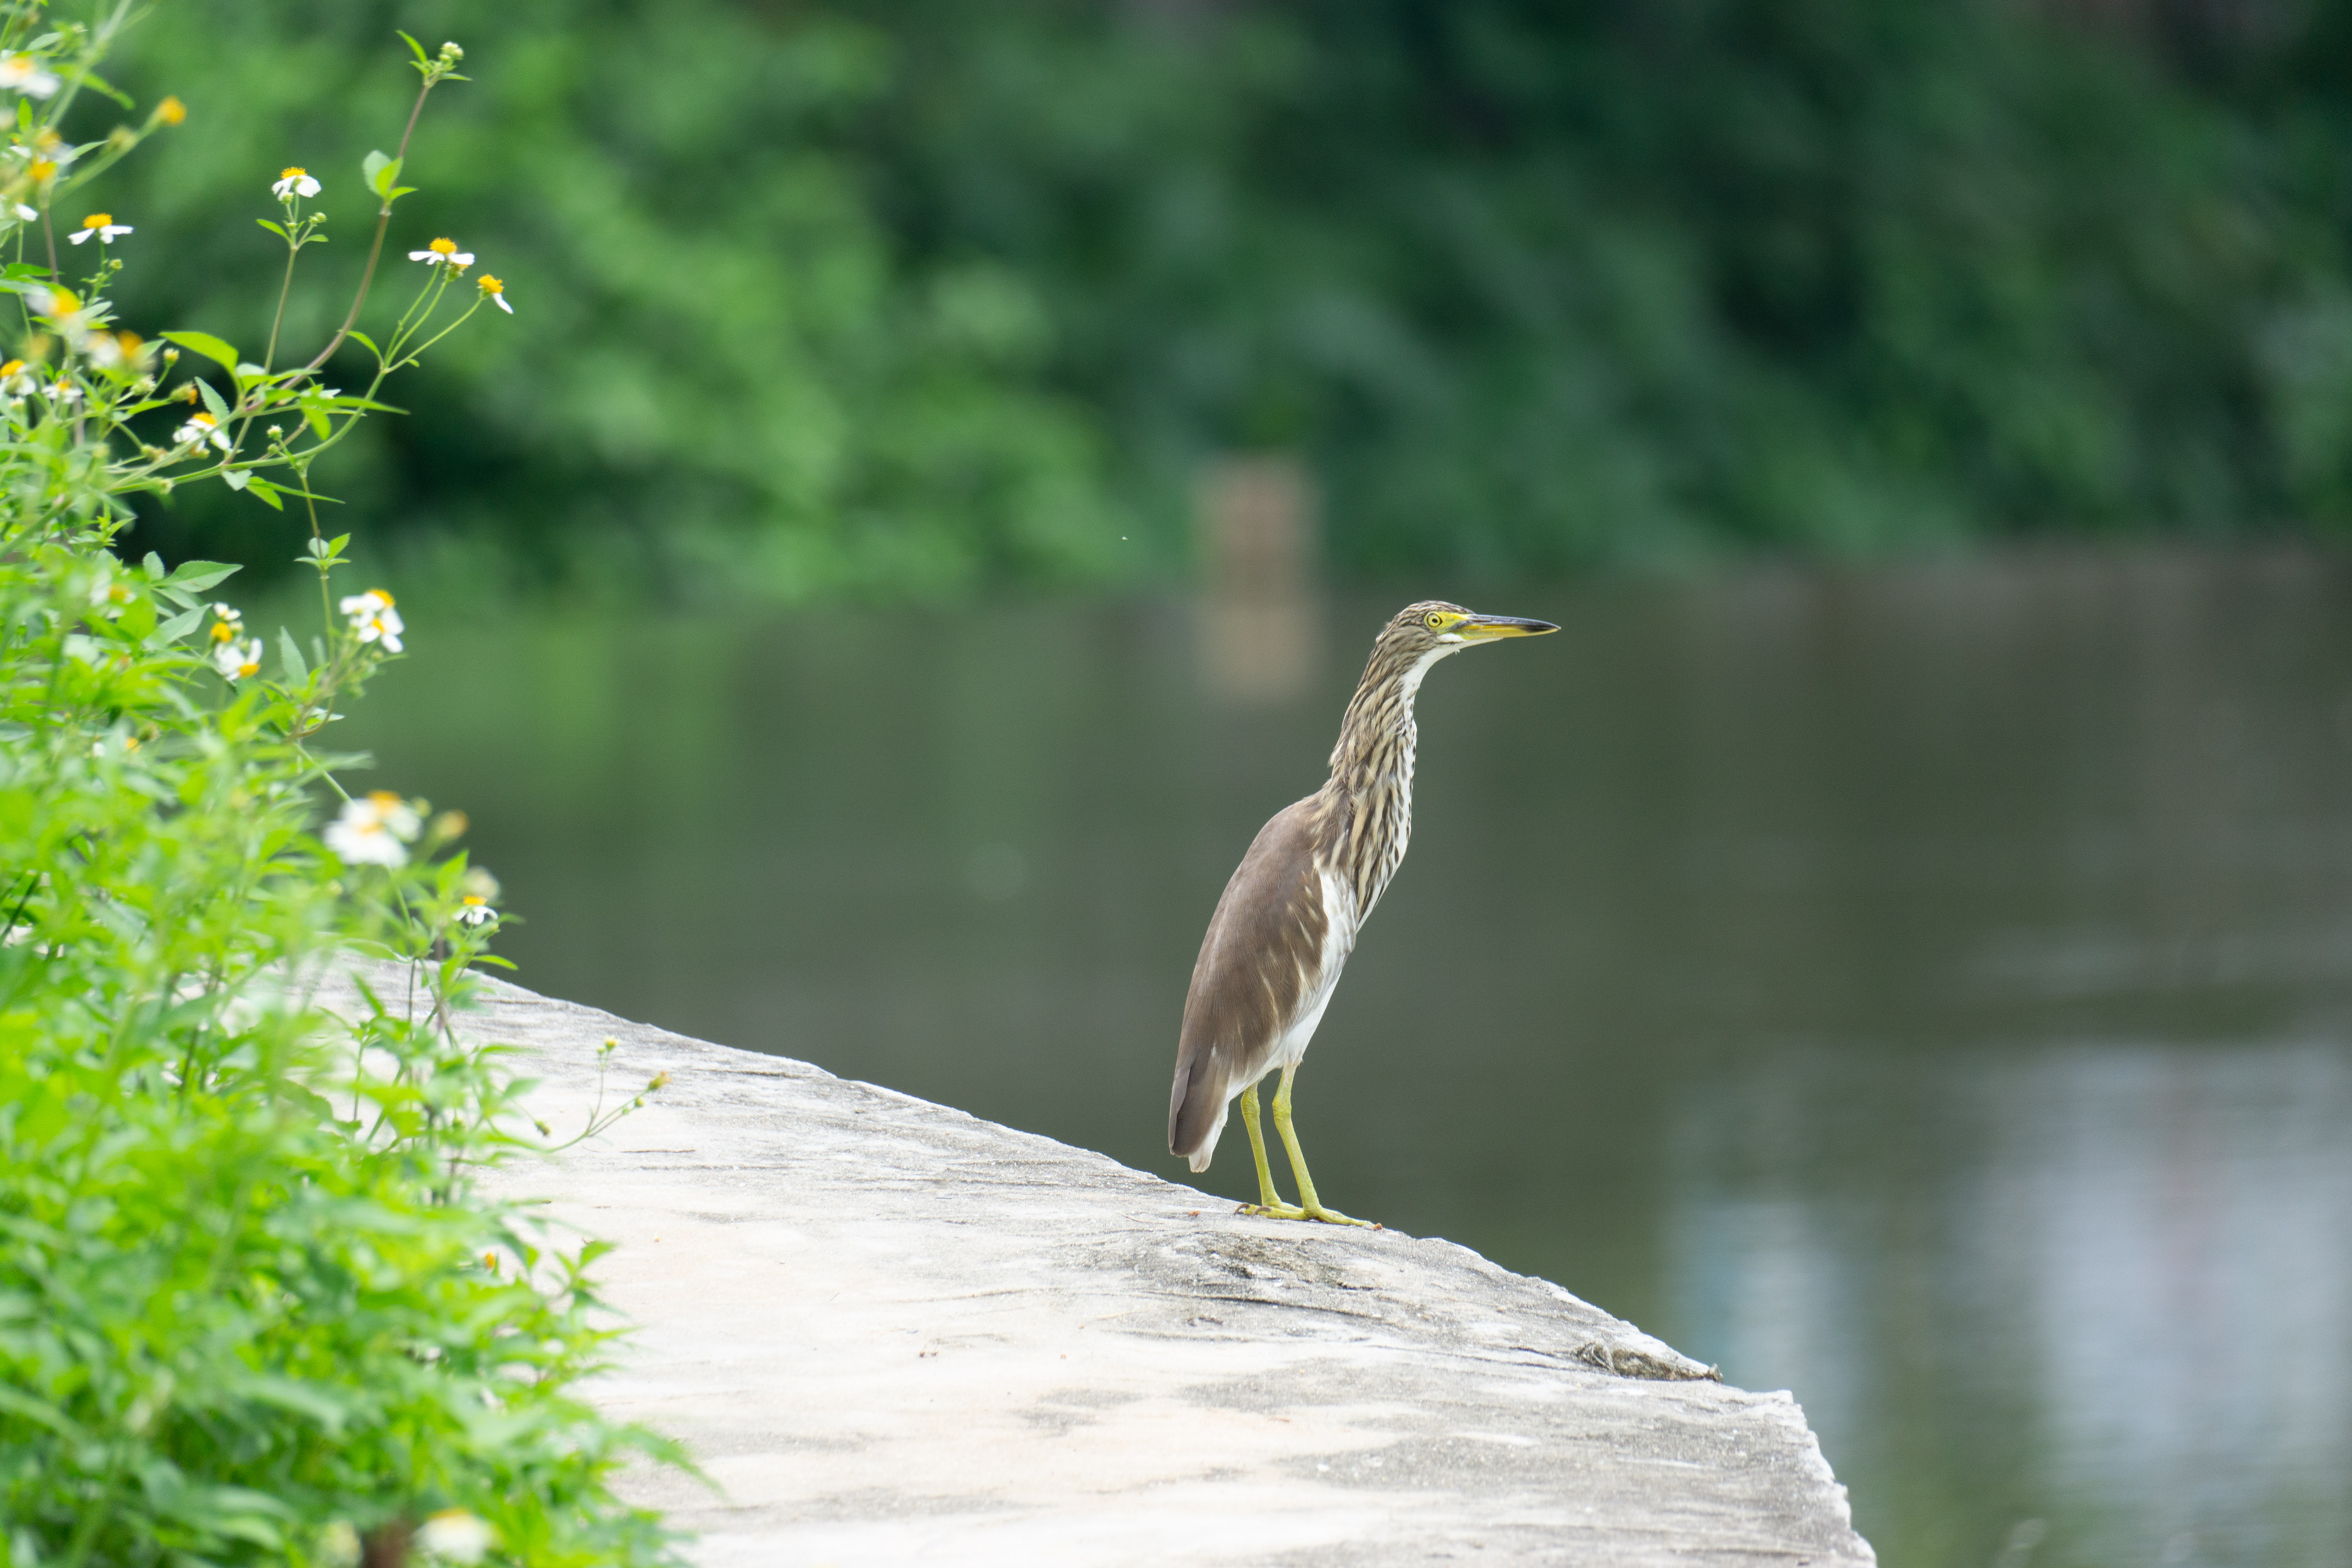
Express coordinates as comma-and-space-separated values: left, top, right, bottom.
1169, 794, 1330, 1160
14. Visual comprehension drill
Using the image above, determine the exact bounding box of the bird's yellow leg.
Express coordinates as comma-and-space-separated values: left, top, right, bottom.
1270, 1062, 1370, 1226
1235, 1081, 1305, 1220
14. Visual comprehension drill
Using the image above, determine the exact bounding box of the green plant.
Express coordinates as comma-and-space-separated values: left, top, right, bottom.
0, 9, 682, 1564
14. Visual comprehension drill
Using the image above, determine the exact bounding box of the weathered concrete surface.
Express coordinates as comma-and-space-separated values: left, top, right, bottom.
458, 976, 1873, 1566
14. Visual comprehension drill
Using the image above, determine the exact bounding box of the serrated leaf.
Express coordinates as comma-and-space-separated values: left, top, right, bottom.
278, 627, 308, 684
141, 551, 164, 579
160, 330, 238, 372
165, 559, 240, 590
196, 378, 230, 421
149, 606, 202, 646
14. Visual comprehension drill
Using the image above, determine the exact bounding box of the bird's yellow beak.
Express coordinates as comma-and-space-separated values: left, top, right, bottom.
1456, 614, 1558, 641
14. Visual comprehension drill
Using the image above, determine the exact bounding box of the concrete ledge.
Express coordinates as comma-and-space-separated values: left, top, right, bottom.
461, 976, 1875, 1566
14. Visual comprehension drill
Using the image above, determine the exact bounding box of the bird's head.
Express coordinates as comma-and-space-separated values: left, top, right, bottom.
1380, 600, 1559, 663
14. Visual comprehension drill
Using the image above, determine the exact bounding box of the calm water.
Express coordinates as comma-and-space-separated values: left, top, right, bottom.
347, 550, 2352, 1568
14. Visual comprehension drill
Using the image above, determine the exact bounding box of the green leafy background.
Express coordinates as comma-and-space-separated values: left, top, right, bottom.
96, 0, 2352, 597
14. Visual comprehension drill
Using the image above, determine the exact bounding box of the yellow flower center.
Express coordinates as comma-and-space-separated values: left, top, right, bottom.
82, 214, 109, 229
478, 275, 504, 294
210, 622, 235, 643
279, 166, 305, 180
157, 97, 186, 126
190, 412, 216, 428
26, 160, 53, 182
47, 288, 74, 315
369, 588, 395, 605
461, 895, 487, 907
367, 791, 401, 807
428, 238, 457, 256
0, 360, 20, 377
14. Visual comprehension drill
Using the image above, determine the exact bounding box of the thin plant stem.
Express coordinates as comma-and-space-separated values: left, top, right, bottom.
305, 75, 437, 376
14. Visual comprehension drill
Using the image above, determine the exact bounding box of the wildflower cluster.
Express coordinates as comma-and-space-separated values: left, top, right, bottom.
0, 16, 678, 1567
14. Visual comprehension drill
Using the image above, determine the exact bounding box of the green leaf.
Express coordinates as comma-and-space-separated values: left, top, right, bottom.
243, 476, 285, 511
398, 30, 430, 66
346, 330, 381, 359
1, 261, 51, 281
363, 150, 402, 200
141, 551, 165, 580
255, 218, 288, 239
196, 378, 230, 422
160, 330, 239, 373
303, 403, 330, 440
278, 626, 308, 684
165, 559, 240, 591
149, 606, 203, 646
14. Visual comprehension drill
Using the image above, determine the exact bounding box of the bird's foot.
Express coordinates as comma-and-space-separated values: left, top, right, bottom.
1237, 1200, 1373, 1227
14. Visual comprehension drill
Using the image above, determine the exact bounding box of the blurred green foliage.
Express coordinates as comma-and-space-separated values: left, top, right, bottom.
97, 0, 2352, 593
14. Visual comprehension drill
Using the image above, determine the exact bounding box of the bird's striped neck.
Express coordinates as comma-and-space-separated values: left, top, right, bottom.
1318, 645, 1446, 916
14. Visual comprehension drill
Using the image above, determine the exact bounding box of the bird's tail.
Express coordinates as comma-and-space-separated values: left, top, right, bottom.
1169, 1053, 1229, 1172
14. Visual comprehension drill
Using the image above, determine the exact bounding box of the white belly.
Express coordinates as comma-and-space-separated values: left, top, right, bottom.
1263, 866, 1356, 1079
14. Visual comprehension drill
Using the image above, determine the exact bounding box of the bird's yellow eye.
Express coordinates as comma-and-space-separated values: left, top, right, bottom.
1425, 612, 1445, 629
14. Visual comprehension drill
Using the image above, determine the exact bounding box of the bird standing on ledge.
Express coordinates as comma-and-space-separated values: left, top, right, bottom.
1168, 601, 1557, 1224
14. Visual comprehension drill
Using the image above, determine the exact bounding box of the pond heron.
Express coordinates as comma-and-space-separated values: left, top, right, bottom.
1168, 601, 1557, 1223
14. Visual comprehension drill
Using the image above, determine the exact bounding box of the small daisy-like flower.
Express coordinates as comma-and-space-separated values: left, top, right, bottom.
155, 96, 186, 126
324, 791, 421, 868
339, 588, 404, 653
87, 572, 131, 619
174, 411, 230, 452
0, 54, 58, 99
454, 895, 496, 927
476, 274, 512, 314
271, 166, 318, 199
4, 202, 32, 223
207, 603, 243, 644
0, 359, 34, 399
44, 378, 80, 406
83, 332, 149, 373
414, 1510, 494, 1566
67, 213, 132, 245
409, 236, 474, 269
211, 636, 264, 682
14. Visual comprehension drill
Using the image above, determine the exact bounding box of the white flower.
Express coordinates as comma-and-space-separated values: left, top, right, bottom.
476, 274, 512, 314
44, 379, 80, 405
339, 588, 404, 653
32, 287, 95, 347
0, 54, 58, 98
271, 165, 319, 199
87, 572, 131, 619
0, 359, 33, 400
66, 212, 131, 245
83, 332, 148, 374
174, 411, 230, 452
414, 1510, 495, 1565
211, 637, 263, 682
207, 603, 243, 645
409, 237, 474, 269
323, 792, 421, 868
454, 895, 496, 927
5, 202, 32, 223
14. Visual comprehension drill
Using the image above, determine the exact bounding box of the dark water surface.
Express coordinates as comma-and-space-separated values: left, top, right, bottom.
349, 551, 2352, 1568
